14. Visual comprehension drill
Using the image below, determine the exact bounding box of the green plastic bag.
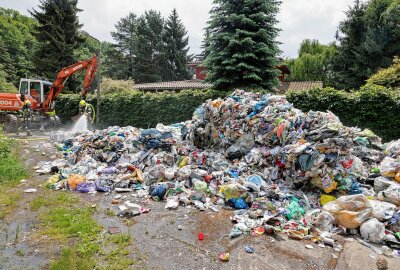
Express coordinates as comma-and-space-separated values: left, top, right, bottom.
286, 197, 306, 220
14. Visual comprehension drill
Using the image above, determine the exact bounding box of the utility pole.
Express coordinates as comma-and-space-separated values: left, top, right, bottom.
96, 43, 101, 127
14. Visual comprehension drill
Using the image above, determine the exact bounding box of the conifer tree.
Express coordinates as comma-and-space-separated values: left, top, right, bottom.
30, 0, 84, 85
205, 0, 281, 90
161, 9, 190, 81
329, 0, 367, 89
111, 12, 138, 79
134, 10, 164, 83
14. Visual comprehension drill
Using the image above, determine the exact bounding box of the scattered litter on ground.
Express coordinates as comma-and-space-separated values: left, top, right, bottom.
219, 252, 230, 262
198, 233, 205, 241
38, 90, 400, 256
245, 245, 255, 253
24, 188, 37, 193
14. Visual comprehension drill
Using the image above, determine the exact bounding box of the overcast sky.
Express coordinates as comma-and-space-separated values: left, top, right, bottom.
1, 0, 356, 58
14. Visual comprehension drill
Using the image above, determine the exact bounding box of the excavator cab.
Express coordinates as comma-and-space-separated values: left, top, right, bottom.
19, 79, 52, 108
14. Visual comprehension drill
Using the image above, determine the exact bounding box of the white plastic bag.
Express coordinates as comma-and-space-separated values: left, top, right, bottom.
360, 218, 385, 243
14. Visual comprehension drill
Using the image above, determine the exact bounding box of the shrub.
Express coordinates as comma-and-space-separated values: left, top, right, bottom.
366, 56, 400, 89
101, 77, 138, 95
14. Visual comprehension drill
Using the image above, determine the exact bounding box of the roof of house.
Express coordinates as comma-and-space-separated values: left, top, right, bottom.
133, 80, 212, 91
133, 80, 323, 92
276, 81, 323, 93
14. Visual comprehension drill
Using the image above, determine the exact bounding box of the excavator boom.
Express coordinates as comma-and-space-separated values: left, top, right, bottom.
42, 56, 97, 111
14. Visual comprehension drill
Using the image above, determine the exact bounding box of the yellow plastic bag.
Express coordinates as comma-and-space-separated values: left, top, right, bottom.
219, 184, 242, 200
320, 194, 336, 206
178, 156, 188, 168
311, 176, 337, 193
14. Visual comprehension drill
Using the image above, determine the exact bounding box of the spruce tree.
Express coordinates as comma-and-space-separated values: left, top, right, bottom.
161, 9, 190, 81
134, 10, 164, 83
101, 42, 130, 80
199, 29, 211, 61
329, 0, 367, 89
205, 0, 281, 90
30, 0, 84, 87
111, 12, 138, 79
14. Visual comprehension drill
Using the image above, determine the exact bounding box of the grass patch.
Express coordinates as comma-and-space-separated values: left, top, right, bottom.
104, 208, 115, 217
100, 234, 135, 270
0, 155, 29, 187
108, 233, 131, 246
0, 192, 20, 219
30, 193, 77, 211
36, 193, 136, 270
0, 130, 29, 188
15, 249, 25, 257
50, 247, 97, 270
41, 193, 100, 270
30, 196, 51, 211
0, 131, 29, 219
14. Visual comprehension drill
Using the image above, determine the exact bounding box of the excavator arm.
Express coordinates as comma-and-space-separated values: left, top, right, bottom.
42, 56, 98, 111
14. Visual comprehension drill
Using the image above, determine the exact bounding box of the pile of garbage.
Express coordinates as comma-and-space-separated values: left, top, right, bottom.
38, 90, 400, 256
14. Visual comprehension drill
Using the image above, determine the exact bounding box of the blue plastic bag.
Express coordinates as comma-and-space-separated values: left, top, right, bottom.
228, 198, 249, 209
151, 184, 167, 201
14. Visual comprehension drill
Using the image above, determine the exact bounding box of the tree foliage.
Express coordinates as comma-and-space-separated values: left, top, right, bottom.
0, 64, 18, 93
111, 9, 191, 83
30, 0, 85, 91
162, 9, 191, 81
134, 10, 164, 83
285, 39, 336, 83
366, 56, 400, 89
0, 8, 37, 86
111, 12, 138, 79
101, 42, 128, 80
330, 0, 400, 90
204, 0, 281, 90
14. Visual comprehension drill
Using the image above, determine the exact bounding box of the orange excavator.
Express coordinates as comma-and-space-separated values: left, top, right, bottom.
0, 56, 97, 133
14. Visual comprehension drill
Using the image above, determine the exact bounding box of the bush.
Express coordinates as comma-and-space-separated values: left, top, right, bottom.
101, 77, 138, 95
56, 89, 228, 128
366, 56, 400, 89
287, 86, 400, 141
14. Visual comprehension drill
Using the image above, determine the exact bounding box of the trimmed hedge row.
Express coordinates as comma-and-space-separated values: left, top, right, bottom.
55, 89, 228, 129
287, 85, 400, 142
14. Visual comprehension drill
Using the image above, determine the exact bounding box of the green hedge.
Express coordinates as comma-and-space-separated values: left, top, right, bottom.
55, 89, 227, 129
287, 85, 400, 142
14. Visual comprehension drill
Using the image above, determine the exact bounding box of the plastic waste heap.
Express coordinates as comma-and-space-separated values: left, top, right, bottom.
38, 90, 400, 255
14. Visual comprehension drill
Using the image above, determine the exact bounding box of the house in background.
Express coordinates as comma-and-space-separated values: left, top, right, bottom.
133, 60, 322, 93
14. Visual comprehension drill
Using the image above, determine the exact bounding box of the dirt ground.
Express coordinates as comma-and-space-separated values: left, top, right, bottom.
1, 132, 399, 270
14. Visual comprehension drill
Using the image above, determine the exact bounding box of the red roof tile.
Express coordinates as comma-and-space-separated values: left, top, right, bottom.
276, 81, 323, 93
133, 80, 212, 91
133, 80, 323, 93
